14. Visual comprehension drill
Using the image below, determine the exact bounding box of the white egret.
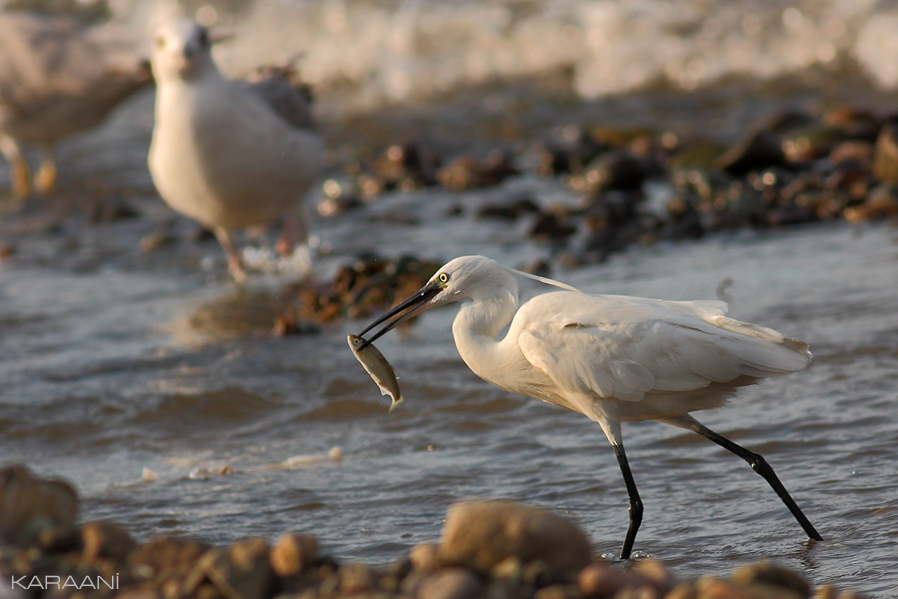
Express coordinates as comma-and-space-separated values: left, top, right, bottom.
149, 21, 323, 283
357, 255, 822, 559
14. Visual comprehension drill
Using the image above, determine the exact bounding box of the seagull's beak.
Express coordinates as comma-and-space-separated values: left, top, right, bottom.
357, 283, 442, 348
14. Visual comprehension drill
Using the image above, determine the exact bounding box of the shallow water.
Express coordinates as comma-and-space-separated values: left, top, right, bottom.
2, 3, 898, 595
3, 175, 898, 597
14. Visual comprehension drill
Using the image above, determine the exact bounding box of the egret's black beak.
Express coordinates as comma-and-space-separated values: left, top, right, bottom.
357, 283, 441, 349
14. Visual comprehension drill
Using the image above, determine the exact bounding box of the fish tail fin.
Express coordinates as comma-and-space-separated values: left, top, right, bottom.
388, 397, 405, 413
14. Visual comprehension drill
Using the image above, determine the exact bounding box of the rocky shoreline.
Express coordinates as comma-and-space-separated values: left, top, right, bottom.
0, 465, 862, 599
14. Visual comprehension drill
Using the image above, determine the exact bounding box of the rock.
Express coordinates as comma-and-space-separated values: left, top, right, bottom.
339, 563, 376, 594
372, 141, 439, 190
844, 185, 898, 222
409, 543, 442, 573
695, 576, 804, 599
192, 538, 275, 599
37, 524, 81, 553
731, 561, 811, 599
82, 521, 138, 563
534, 125, 609, 177
716, 130, 787, 176
829, 141, 874, 165
439, 500, 592, 578
781, 125, 846, 162
576, 150, 648, 193
317, 194, 364, 217
822, 106, 881, 141
139, 233, 178, 253
633, 559, 675, 591
129, 536, 213, 584
0, 465, 78, 544
418, 568, 484, 599
533, 584, 583, 599
578, 562, 671, 598
436, 150, 517, 191
269, 533, 318, 576
87, 195, 140, 224
873, 122, 898, 184
476, 197, 541, 221
527, 213, 577, 241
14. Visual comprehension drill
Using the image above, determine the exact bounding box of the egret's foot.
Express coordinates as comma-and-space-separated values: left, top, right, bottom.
34, 161, 57, 195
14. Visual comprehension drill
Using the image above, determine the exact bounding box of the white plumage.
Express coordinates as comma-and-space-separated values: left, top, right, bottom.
149, 20, 323, 283
358, 255, 822, 558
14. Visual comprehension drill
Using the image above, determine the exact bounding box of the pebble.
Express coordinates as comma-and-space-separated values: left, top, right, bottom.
439, 500, 592, 578
418, 568, 484, 599
409, 543, 442, 574
0, 465, 870, 599
270, 533, 318, 576
82, 521, 137, 562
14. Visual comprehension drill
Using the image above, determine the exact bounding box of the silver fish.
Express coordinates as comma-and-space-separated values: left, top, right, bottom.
347, 334, 404, 412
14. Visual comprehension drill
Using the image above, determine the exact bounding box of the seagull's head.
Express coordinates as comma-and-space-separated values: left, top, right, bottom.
356, 255, 518, 348
152, 20, 215, 82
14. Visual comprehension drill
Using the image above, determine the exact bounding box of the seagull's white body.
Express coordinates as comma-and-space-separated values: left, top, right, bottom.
149, 21, 323, 282
358, 255, 822, 558
149, 59, 322, 231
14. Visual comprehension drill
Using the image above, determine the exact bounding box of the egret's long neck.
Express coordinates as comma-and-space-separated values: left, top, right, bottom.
452, 289, 519, 385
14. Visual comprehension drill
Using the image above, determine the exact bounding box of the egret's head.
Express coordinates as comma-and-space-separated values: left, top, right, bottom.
428, 255, 519, 304
151, 20, 215, 82
356, 255, 517, 347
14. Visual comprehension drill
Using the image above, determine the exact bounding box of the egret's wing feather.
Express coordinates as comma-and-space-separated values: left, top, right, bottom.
516, 292, 810, 402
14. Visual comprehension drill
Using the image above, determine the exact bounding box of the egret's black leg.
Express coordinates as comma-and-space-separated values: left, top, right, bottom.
689, 420, 823, 541
613, 442, 643, 559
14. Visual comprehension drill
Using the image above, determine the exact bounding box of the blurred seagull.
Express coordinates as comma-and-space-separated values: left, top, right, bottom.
149, 20, 323, 284
0, 11, 152, 198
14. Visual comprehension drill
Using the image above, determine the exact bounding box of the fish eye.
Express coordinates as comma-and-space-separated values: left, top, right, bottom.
438, 273, 449, 284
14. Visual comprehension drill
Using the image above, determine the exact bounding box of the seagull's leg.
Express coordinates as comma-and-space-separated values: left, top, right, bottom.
599, 420, 643, 559
35, 145, 58, 195
1, 135, 31, 198
276, 209, 306, 255
213, 226, 247, 284
663, 414, 823, 541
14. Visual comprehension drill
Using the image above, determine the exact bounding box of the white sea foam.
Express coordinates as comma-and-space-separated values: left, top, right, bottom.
33, 0, 897, 106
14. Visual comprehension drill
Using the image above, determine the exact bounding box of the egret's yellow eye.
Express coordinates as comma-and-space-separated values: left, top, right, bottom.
438, 273, 449, 284
155, 36, 166, 49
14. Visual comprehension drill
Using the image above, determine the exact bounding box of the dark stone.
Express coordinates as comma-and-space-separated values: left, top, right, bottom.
527, 213, 577, 241
580, 150, 647, 193
0, 465, 78, 545
476, 197, 541, 221
716, 130, 787, 176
